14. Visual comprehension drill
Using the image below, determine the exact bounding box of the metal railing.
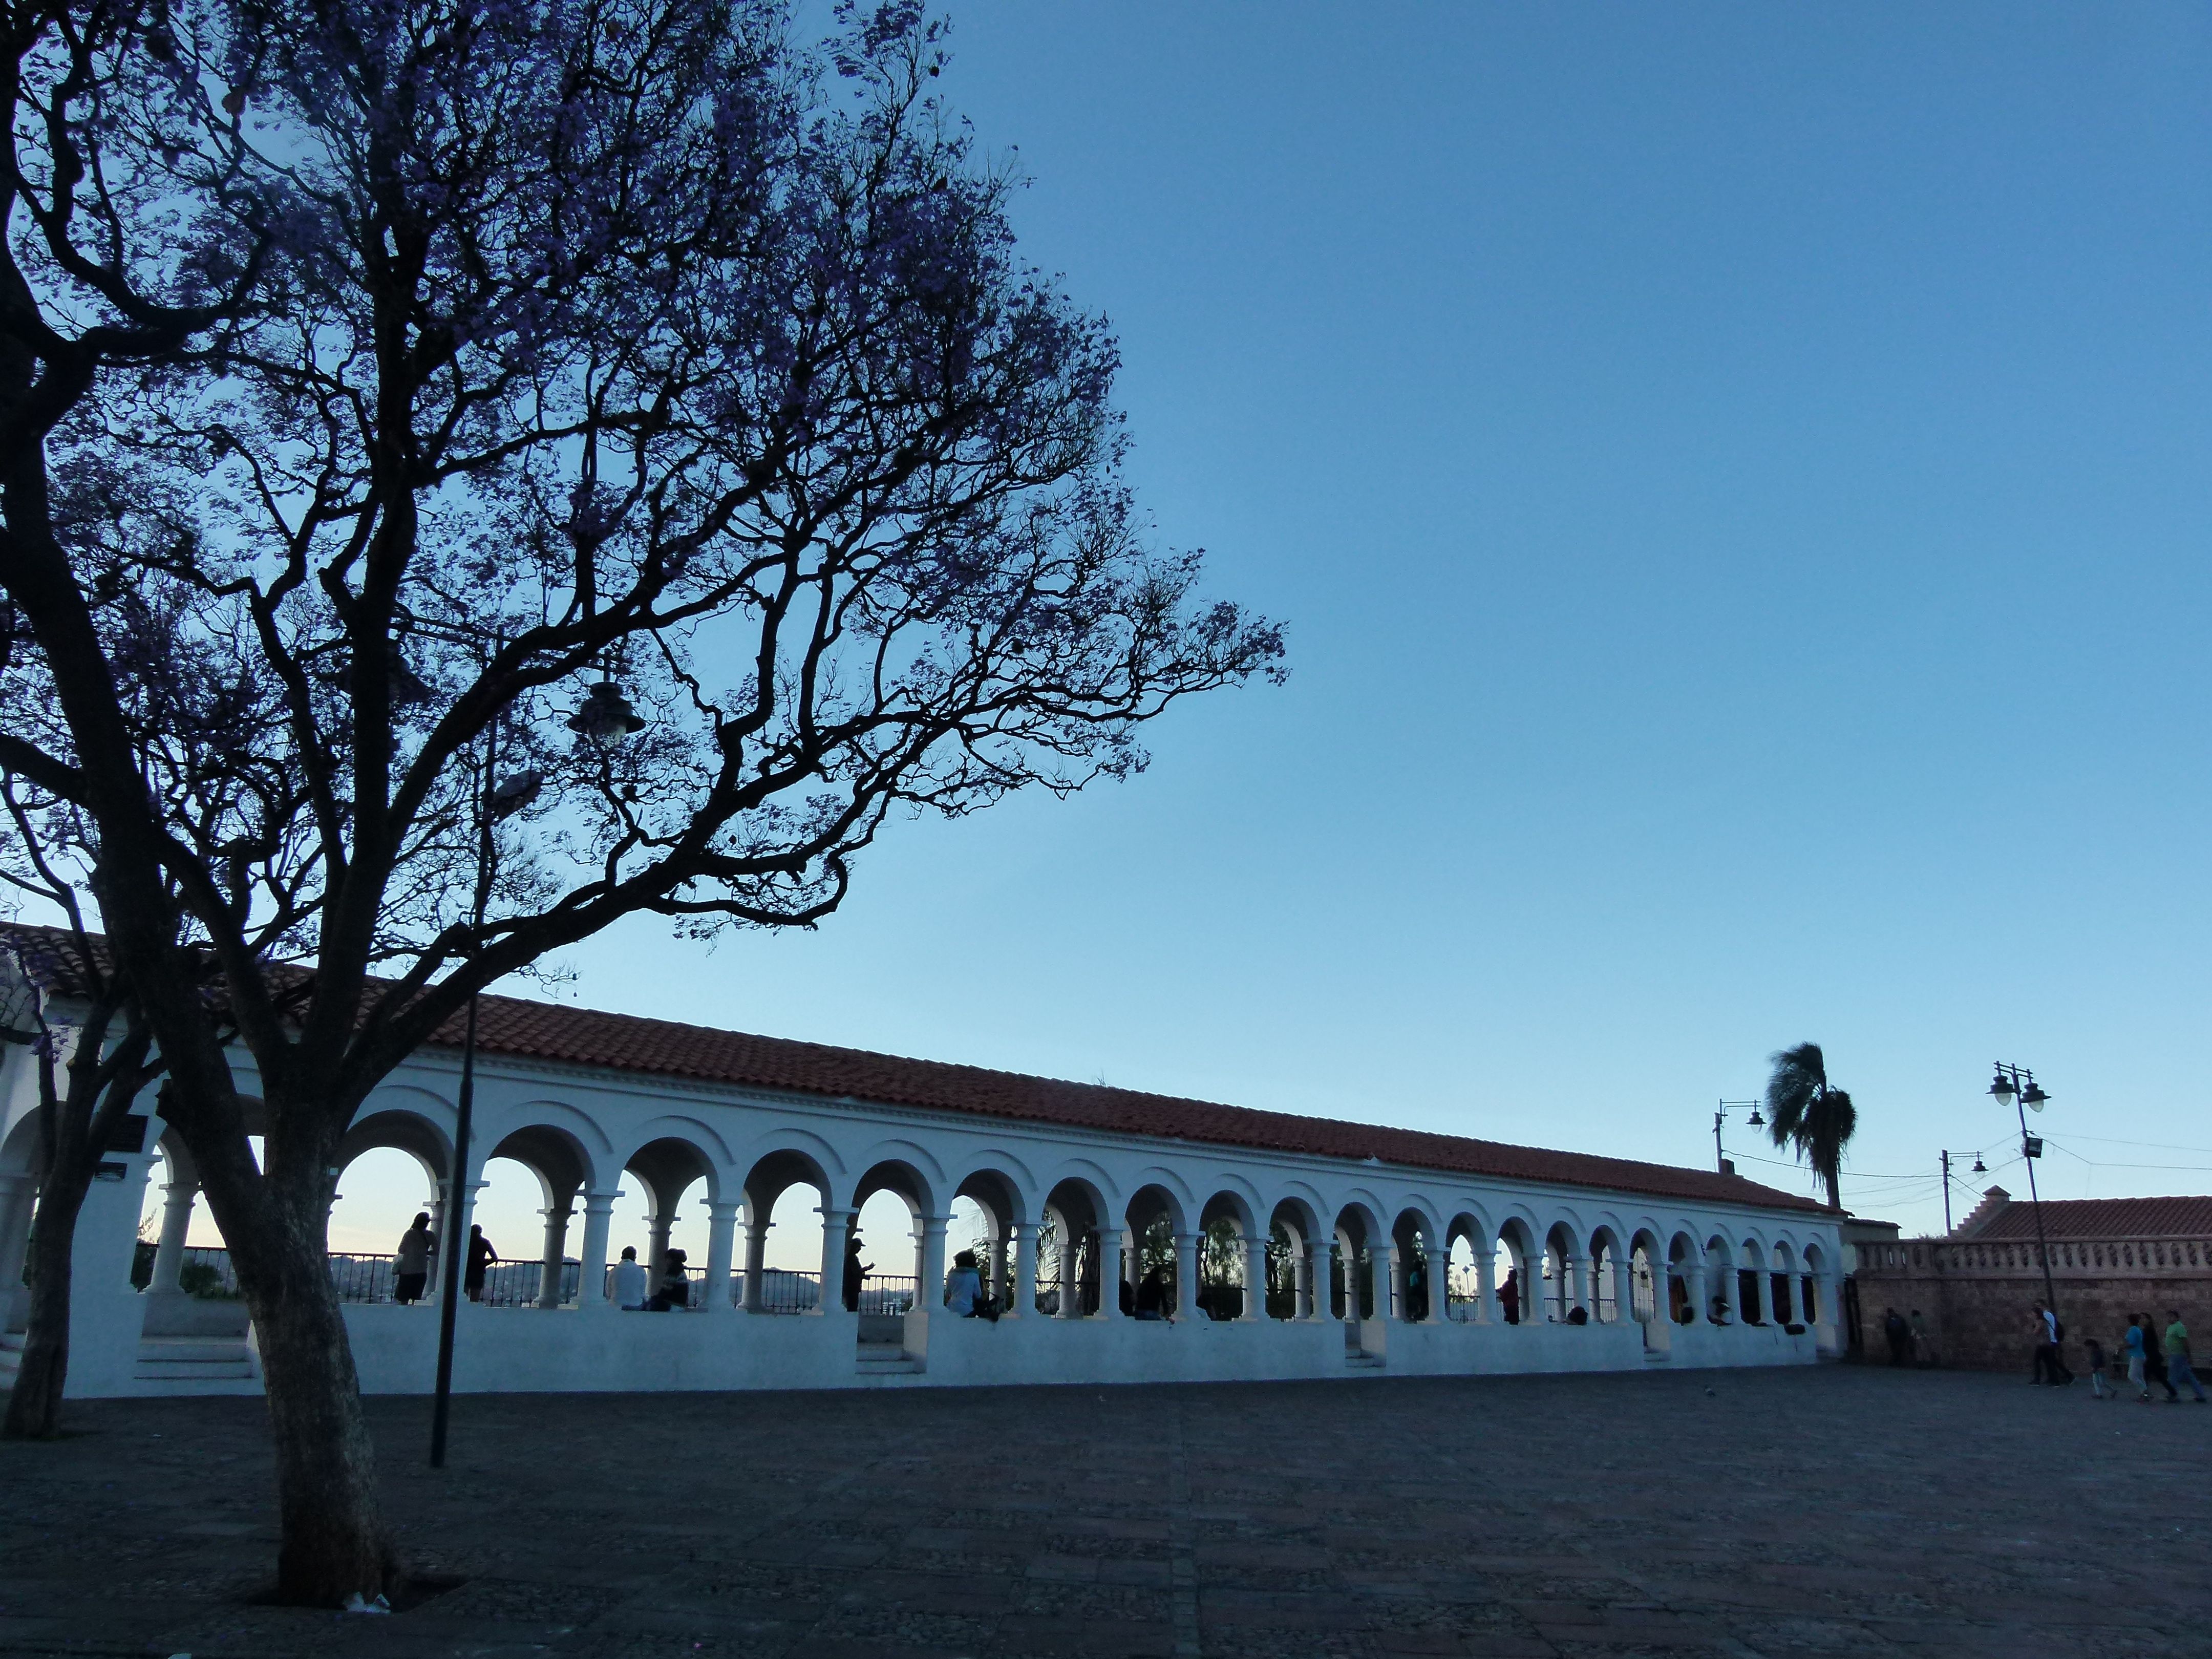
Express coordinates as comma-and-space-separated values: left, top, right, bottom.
855, 1273, 916, 1314
736, 1268, 822, 1314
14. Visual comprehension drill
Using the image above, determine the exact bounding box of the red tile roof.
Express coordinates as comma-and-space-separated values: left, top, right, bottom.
1961, 1195, 2212, 1242
1, 922, 1826, 1214
441, 991, 1828, 1214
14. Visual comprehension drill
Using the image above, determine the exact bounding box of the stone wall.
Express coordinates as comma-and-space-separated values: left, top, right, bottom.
1851, 1232, 2212, 1373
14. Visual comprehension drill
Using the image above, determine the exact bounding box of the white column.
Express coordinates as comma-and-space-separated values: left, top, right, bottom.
1010, 1220, 1038, 1318
1743, 1263, 1767, 1324
147, 1178, 198, 1294
741, 1214, 770, 1312
536, 1198, 573, 1308
574, 1189, 616, 1308
1612, 1254, 1635, 1325
701, 1201, 740, 1314
1055, 1226, 1081, 1319
1173, 1232, 1202, 1321
989, 1225, 1010, 1305
1424, 1242, 1450, 1324
1385, 1245, 1406, 1323
429, 1178, 485, 1302
815, 1205, 855, 1317
646, 1208, 673, 1282
919, 1215, 951, 1309
1291, 1237, 1311, 1320
1566, 1255, 1589, 1320
1475, 1246, 1497, 1325
1241, 1231, 1269, 1321
1308, 1237, 1335, 1321
1688, 1262, 1709, 1322
1097, 1227, 1127, 1318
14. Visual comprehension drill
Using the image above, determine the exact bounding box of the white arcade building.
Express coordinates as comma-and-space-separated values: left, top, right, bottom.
0, 980, 1845, 1397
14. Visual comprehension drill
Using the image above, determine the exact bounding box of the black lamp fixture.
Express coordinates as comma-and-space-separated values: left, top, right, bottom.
1970, 1153, 1987, 1175
566, 678, 644, 741
1988, 1061, 2058, 1320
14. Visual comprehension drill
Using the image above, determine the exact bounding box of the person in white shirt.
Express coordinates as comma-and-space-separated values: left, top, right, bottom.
611, 1246, 648, 1309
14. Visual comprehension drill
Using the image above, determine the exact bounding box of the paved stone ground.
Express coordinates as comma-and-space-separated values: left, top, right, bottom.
1, 1363, 2207, 1658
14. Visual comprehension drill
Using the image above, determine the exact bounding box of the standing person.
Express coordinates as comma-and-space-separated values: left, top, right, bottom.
1908, 1309, 1934, 1368
1883, 1307, 1910, 1366
610, 1245, 648, 1309
842, 1232, 870, 1313
2163, 1310, 2207, 1403
2083, 1333, 2113, 1399
2030, 1304, 2060, 1384
464, 1224, 497, 1303
393, 1212, 436, 1305
1499, 1267, 1520, 1325
2140, 1309, 2178, 1402
2123, 1316, 2152, 1401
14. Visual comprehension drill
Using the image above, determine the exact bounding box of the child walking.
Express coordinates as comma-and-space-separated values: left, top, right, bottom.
2084, 1334, 2114, 1399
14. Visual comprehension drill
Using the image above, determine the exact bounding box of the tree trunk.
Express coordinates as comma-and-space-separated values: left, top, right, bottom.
0, 1171, 84, 1438
241, 1219, 394, 1606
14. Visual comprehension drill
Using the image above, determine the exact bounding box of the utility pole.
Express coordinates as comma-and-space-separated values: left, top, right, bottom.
1940, 1151, 1953, 1235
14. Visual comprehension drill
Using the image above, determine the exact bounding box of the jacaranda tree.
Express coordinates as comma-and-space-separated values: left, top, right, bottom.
0, 0, 1283, 1603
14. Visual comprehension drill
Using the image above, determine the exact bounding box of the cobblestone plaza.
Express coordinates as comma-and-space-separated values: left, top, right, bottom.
2, 1364, 2205, 1658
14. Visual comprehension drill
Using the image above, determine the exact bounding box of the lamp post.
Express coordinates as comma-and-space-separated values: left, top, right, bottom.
1713, 1099, 1763, 1175
428, 667, 639, 1467
1987, 1063, 2057, 1317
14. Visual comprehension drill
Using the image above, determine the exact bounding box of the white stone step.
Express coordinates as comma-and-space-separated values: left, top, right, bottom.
1345, 1352, 1385, 1370
138, 1338, 249, 1365
134, 1336, 256, 1382
856, 1348, 922, 1375
134, 1358, 257, 1380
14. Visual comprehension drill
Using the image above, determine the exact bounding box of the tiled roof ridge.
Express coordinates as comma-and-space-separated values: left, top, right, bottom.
453, 987, 1827, 1214
1950, 1186, 2011, 1239
0, 921, 1828, 1215
1960, 1194, 2212, 1243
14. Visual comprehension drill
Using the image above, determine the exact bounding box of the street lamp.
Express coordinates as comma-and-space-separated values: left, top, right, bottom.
1713, 1099, 1763, 1175
1988, 1062, 2058, 1319
565, 678, 643, 741
427, 695, 545, 1470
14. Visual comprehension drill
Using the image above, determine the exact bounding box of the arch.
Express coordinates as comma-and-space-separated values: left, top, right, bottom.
850, 1156, 938, 1220
1044, 1174, 1114, 1318
1586, 1223, 1627, 1324
1388, 1206, 1440, 1322
1125, 1165, 1197, 1219
336, 1104, 453, 1185
1627, 1225, 1667, 1327
485, 1121, 593, 1201
1541, 1218, 1585, 1324
847, 1137, 949, 1201
946, 1150, 1040, 1225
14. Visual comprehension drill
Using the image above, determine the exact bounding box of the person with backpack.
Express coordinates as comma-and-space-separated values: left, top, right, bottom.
2030, 1304, 2067, 1385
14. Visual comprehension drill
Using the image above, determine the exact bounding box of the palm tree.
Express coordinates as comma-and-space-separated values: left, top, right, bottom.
1763, 1043, 1857, 1210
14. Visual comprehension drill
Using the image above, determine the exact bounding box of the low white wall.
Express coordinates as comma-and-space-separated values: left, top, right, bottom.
316, 1304, 1817, 1396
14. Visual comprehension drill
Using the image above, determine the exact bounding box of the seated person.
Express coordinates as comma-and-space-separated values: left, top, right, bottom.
646, 1247, 690, 1311
1566, 1304, 1589, 1326
1135, 1267, 1170, 1321
611, 1245, 648, 1309
944, 1250, 998, 1321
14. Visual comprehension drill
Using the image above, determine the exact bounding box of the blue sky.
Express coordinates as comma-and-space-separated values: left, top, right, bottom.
316, 5, 2212, 1254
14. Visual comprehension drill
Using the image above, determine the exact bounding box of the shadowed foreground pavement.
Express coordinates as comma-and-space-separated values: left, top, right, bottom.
1, 1363, 2206, 1657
